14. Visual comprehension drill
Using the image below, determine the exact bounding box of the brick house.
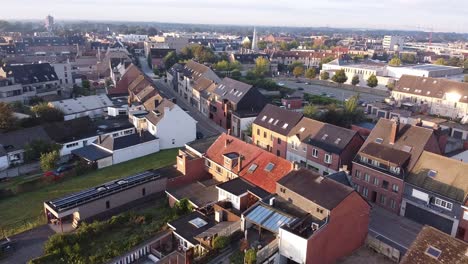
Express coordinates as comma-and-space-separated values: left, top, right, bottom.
253, 104, 303, 158
204, 133, 293, 193
401, 151, 468, 241
287, 117, 364, 176
351, 118, 441, 213
210, 78, 267, 136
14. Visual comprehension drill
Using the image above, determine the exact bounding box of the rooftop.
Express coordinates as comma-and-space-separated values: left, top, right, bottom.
216, 177, 269, 198
49, 94, 113, 115
97, 131, 157, 151
167, 211, 215, 246
254, 104, 303, 136
166, 180, 219, 208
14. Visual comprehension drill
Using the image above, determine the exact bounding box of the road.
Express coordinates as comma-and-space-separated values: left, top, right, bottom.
0, 225, 54, 264
137, 56, 225, 138
274, 78, 386, 104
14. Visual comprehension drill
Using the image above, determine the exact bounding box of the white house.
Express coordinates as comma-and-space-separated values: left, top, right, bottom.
144, 99, 197, 149
49, 94, 114, 121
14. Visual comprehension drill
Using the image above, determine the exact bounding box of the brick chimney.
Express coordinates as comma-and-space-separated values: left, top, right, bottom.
389, 118, 400, 144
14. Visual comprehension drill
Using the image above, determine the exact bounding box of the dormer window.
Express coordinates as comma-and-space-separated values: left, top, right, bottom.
269, 118, 274, 123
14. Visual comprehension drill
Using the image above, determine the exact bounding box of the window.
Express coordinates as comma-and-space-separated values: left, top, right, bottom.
390, 166, 401, 174
205, 160, 211, 168
373, 177, 380, 186
316, 207, 324, 214
360, 156, 368, 163
280, 187, 286, 193
257, 129, 260, 135
263, 131, 267, 138
265, 162, 275, 172
390, 199, 396, 209
362, 187, 368, 197
112, 133, 119, 137
276, 150, 281, 156
312, 149, 318, 158
434, 197, 453, 211
248, 164, 258, 173
355, 170, 361, 179
216, 166, 222, 174
66, 142, 79, 148
392, 184, 399, 193
303, 146, 307, 152
106, 201, 110, 209
380, 194, 386, 205
324, 154, 332, 164
375, 138, 383, 144
277, 138, 281, 144
364, 174, 370, 182
371, 160, 380, 167
142, 188, 146, 196
356, 185, 361, 192
425, 246, 442, 259
382, 180, 389, 189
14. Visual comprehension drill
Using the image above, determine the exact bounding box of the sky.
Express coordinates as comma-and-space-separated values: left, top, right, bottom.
2, 0, 468, 33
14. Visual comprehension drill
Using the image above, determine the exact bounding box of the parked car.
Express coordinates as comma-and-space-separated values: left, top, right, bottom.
277, 82, 285, 86
298, 87, 304, 91
304, 82, 310, 85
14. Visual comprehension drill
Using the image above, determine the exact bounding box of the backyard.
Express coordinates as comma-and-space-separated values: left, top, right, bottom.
0, 148, 178, 236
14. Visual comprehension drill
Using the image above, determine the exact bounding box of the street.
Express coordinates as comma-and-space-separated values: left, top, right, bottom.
274, 78, 386, 104
137, 57, 225, 138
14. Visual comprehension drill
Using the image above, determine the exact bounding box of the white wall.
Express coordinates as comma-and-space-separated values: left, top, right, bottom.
112, 139, 160, 164
0, 155, 9, 170
217, 188, 243, 210
278, 228, 308, 264
153, 105, 196, 150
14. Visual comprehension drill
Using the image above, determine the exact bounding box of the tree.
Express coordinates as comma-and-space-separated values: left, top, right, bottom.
40, 150, 59, 172
174, 198, 193, 217
292, 66, 304, 78
351, 75, 360, 86
231, 69, 241, 80
257, 41, 267, 50
245, 249, 257, 264
229, 61, 242, 71
320, 71, 330, 80
305, 68, 316, 79
303, 105, 317, 118
344, 95, 359, 113
401, 53, 416, 64
31, 102, 64, 123
367, 74, 378, 88
163, 51, 178, 69
213, 236, 230, 250
81, 79, 90, 89
288, 61, 304, 72
24, 140, 61, 162
331, 69, 348, 84
253, 57, 270, 77
153, 68, 160, 76
389, 57, 402, 66
244, 122, 253, 137
213, 60, 230, 72
0, 102, 16, 130
434, 58, 447, 66
279, 42, 289, 51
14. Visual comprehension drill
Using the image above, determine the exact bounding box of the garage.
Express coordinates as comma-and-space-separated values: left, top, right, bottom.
404, 203, 453, 234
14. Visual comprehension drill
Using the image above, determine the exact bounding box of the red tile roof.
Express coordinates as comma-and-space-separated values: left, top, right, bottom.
205, 133, 293, 193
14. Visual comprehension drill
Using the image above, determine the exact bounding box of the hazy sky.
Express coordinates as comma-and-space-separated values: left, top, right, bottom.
3, 0, 468, 33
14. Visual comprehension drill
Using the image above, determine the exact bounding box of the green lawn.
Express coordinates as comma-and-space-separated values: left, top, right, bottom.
0, 148, 178, 236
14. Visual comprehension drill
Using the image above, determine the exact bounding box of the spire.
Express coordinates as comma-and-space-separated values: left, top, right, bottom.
252, 27, 258, 52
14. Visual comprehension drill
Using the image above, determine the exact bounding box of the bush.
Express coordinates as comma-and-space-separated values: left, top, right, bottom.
40, 150, 60, 172
320, 71, 329, 80
229, 250, 245, 264
213, 236, 230, 249
245, 249, 257, 264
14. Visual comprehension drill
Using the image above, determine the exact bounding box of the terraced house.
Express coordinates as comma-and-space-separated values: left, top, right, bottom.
286, 117, 364, 176
253, 104, 303, 158
351, 118, 441, 213
400, 151, 468, 242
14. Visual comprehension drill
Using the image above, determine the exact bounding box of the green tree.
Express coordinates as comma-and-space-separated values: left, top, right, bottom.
229, 61, 242, 71
320, 71, 330, 80
40, 150, 59, 172
257, 40, 267, 50
344, 95, 359, 113
367, 74, 378, 88
31, 102, 64, 123
163, 51, 178, 69
0, 102, 16, 130
321, 56, 335, 65
305, 68, 316, 79
213, 236, 230, 250
303, 104, 317, 118
253, 57, 270, 77
24, 140, 61, 162
153, 68, 160, 76
351, 75, 360, 86
331, 69, 348, 84
389, 57, 402, 66
288, 61, 304, 72
447, 57, 462, 67
244, 122, 253, 137
279, 42, 289, 51
401, 53, 416, 64
214, 60, 230, 71
245, 249, 257, 264
174, 198, 193, 217
231, 69, 241, 80
81, 79, 90, 89
292, 66, 304, 78
434, 58, 447, 65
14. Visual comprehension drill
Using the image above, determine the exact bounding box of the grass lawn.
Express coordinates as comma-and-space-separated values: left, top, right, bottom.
0, 148, 178, 236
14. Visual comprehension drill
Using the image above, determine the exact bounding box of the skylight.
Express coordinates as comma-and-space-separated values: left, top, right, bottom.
282, 123, 288, 129
189, 217, 208, 228
335, 138, 341, 144
375, 138, 383, 144
248, 164, 258, 173
269, 118, 274, 123
425, 246, 441, 259
299, 127, 305, 132
264, 162, 275, 172
321, 134, 328, 140
273, 120, 279, 126
262, 115, 267, 121
428, 170, 437, 178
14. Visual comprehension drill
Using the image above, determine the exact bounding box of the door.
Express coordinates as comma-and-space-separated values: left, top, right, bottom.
371, 191, 377, 203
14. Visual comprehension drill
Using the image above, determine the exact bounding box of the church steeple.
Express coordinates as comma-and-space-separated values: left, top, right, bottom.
252, 27, 258, 51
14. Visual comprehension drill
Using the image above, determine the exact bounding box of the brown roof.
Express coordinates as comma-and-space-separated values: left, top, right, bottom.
277, 169, 357, 210
254, 104, 303, 136
360, 119, 439, 171
136, 85, 157, 102
400, 226, 468, 264
406, 151, 468, 202
128, 74, 155, 95
143, 94, 164, 111
109, 64, 142, 96
361, 142, 411, 166
145, 99, 176, 125
192, 77, 216, 92
395, 75, 468, 103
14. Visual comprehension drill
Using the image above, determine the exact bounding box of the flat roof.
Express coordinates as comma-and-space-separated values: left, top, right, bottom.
50, 94, 113, 115
166, 180, 219, 208
46, 170, 162, 213
404, 64, 462, 71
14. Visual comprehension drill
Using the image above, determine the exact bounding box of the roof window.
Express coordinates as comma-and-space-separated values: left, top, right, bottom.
264, 162, 275, 172
248, 164, 258, 173
261, 115, 267, 121
428, 170, 437, 178
282, 123, 288, 129
299, 127, 305, 132
425, 246, 441, 259
375, 138, 383, 144
269, 118, 274, 123
189, 217, 208, 228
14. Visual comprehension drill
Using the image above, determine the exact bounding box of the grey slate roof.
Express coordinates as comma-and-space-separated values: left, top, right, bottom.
0, 126, 52, 153
71, 145, 112, 161
1, 63, 58, 84
213, 77, 253, 104
254, 104, 303, 136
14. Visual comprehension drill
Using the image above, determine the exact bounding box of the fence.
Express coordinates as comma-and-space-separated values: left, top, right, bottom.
256, 238, 279, 264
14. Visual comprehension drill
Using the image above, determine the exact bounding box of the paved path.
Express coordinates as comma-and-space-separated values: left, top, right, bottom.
137, 56, 225, 138
0, 225, 53, 264
274, 78, 386, 104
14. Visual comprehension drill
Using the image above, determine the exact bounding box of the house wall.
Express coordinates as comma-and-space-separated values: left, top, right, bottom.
278, 228, 308, 264
154, 105, 197, 150
75, 177, 167, 220
351, 162, 404, 213
339, 134, 365, 170
252, 124, 288, 158
305, 192, 370, 264
112, 139, 160, 164
205, 159, 237, 182
213, 203, 241, 222
97, 156, 113, 169
305, 146, 340, 175
459, 203, 468, 241
210, 100, 227, 129
276, 184, 328, 221
0, 155, 9, 170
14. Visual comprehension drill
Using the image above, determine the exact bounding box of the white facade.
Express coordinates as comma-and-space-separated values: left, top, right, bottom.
111, 139, 160, 164
278, 227, 308, 264
0, 83, 34, 103
387, 65, 464, 79
146, 105, 197, 150
0, 155, 8, 171
217, 188, 243, 211
383, 36, 404, 51
52, 62, 74, 90
117, 34, 149, 43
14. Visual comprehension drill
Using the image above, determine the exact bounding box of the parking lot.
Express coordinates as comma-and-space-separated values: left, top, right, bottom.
274, 78, 387, 104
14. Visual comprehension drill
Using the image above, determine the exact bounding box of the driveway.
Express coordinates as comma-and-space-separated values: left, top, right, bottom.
0, 225, 53, 264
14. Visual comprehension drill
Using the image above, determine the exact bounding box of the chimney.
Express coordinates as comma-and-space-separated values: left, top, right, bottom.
389, 118, 400, 144
293, 162, 300, 171
415, 118, 423, 127
227, 129, 231, 135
